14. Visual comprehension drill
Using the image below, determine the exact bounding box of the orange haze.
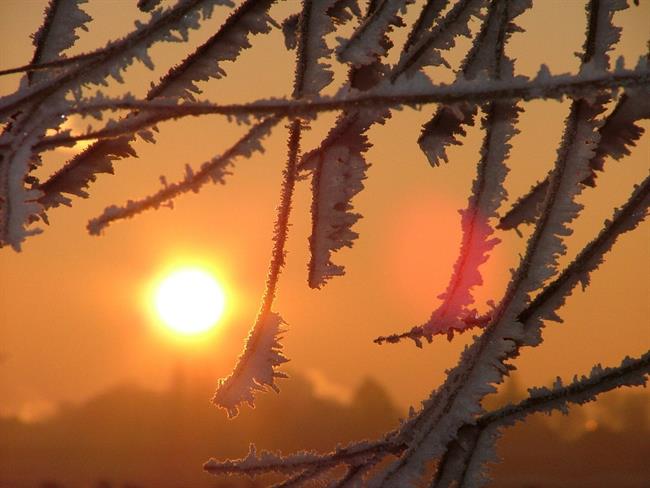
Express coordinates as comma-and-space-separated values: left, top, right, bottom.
0, 1, 649, 427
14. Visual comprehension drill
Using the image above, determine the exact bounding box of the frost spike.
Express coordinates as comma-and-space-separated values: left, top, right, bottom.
327, 0, 362, 25
137, 0, 163, 12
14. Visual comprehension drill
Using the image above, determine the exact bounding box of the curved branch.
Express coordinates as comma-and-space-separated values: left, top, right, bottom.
434, 351, 650, 488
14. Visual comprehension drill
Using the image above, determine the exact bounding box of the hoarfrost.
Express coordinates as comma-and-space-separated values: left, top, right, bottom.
212, 311, 288, 418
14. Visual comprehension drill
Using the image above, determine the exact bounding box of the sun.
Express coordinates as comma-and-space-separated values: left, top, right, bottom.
154, 267, 226, 335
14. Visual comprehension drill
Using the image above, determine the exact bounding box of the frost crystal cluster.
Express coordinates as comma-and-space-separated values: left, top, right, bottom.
1, 0, 649, 486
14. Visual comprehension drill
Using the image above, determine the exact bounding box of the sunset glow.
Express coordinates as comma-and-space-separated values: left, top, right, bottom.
154, 268, 226, 335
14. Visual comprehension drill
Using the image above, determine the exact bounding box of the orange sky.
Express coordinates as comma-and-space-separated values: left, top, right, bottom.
0, 0, 649, 421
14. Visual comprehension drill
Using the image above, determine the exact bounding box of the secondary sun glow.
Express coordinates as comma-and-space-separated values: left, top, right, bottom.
154, 268, 226, 335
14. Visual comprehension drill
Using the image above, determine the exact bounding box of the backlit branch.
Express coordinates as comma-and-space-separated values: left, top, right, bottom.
375, 0, 527, 346
519, 171, 650, 342
26, 0, 93, 85
28, 65, 650, 155
0, 0, 235, 249
366, 4, 628, 484
499, 85, 650, 231
0, 0, 235, 119
337, 0, 410, 67
211, 0, 337, 417
2, 2, 649, 487
204, 437, 403, 479
87, 116, 280, 235
417, 0, 530, 166
434, 351, 650, 488
38, 0, 277, 210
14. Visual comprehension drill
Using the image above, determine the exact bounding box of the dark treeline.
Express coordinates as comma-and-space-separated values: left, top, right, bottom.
1, 371, 648, 488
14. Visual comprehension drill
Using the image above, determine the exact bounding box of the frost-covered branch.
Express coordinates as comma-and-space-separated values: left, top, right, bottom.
429, 172, 649, 486
2, 0, 234, 112
210, 146, 299, 414
0, 0, 235, 119
498, 0, 637, 231
519, 171, 650, 341
87, 116, 280, 234
496, 0, 624, 312
304, 0, 491, 289
204, 438, 403, 479
337, 0, 410, 67
24, 0, 93, 85
375, 0, 527, 347
0, 52, 100, 79
485, 352, 650, 426
433, 351, 650, 488
212, 0, 337, 417
391, 0, 486, 81
365, 4, 630, 484
210, 120, 299, 416
0, 0, 92, 250
3, 2, 649, 486
417, 0, 530, 166
0, 0, 235, 249
499, 85, 649, 231
38, 0, 277, 210
402, 0, 449, 53
374, 315, 491, 346
379, 170, 649, 349
32, 65, 648, 147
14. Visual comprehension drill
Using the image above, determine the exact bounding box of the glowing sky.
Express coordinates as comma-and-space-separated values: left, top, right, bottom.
0, 0, 648, 420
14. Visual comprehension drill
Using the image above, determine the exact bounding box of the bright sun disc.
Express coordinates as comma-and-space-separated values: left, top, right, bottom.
154, 268, 225, 335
